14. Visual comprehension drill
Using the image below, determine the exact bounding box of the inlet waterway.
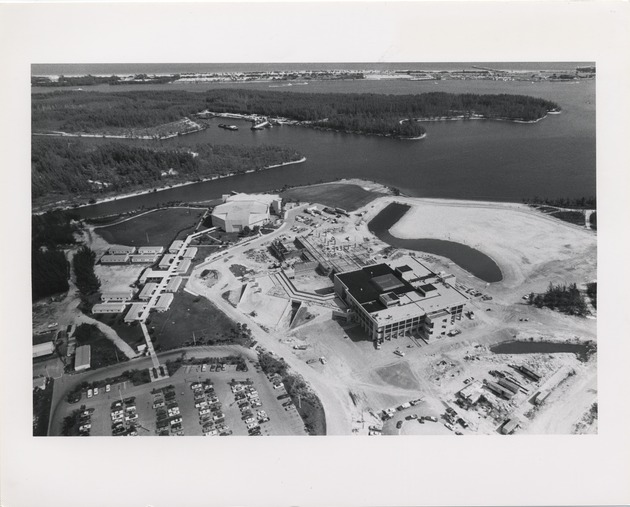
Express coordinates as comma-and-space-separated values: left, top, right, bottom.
37, 76, 594, 219
491, 340, 594, 362
368, 202, 503, 283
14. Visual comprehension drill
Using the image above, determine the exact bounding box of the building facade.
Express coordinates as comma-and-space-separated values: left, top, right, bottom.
334, 258, 467, 346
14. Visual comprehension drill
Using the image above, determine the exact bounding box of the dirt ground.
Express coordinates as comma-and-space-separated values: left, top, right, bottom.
184, 193, 598, 435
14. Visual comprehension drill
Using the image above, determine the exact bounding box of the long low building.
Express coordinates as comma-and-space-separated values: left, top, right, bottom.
164, 276, 182, 293
108, 246, 136, 255
130, 254, 159, 264
92, 302, 127, 314
138, 246, 165, 255
101, 290, 135, 302
159, 254, 177, 270
333, 257, 467, 346
182, 247, 198, 259
169, 240, 185, 254
175, 258, 192, 274
154, 293, 174, 312
124, 302, 147, 323
100, 254, 130, 264
138, 283, 159, 301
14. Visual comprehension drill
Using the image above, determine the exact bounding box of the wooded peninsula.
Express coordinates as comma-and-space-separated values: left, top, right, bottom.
32, 137, 303, 207
32, 89, 560, 140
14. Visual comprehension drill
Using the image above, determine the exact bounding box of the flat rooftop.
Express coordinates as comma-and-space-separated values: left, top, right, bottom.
336, 258, 467, 322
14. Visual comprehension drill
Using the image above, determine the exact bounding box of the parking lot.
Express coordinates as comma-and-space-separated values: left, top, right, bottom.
60, 360, 307, 436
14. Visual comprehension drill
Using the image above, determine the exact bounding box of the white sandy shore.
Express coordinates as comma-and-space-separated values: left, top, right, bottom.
364, 196, 596, 289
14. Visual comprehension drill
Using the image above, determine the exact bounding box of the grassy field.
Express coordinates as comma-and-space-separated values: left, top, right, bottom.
281, 183, 384, 212
95, 207, 206, 247
550, 210, 586, 227
93, 314, 146, 349
147, 291, 248, 351
74, 323, 129, 369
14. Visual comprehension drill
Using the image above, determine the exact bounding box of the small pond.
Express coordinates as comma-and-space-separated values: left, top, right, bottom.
490, 340, 594, 362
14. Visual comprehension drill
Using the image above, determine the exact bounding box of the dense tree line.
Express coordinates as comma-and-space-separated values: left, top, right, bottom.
31, 211, 78, 301
32, 89, 559, 138
524, 196, 596, 209
586, 282, 597, 309
32, 210, 78, 247
528, 283, 588, 316
32, 247, 69, 300
204, 89, 559, 128
72, 246, 100, 300
32, 137, 302, 202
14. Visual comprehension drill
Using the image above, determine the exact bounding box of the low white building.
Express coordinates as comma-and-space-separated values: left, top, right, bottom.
100, 254, 130, 264
108, 246, 136, 255
182, 247, 198, 259
154, 293, 174, 312
176, 259, 192, 274
138, 246, 165, 255
138, 283, 158, 301
124, 303, 147, 323
159, 254, 177, 270
92, 302, 127, 314
101, 290, 135, 302
169, 240, 185, 254
164, 277, 182, 293
130, 254, 159, 264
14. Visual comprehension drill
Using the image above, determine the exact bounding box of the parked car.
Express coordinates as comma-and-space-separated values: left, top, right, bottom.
396, 421, 403, 429
105, 384, 111, 393
87, 389, 93, 398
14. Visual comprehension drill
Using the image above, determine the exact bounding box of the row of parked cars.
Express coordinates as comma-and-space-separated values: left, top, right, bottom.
78, 407, 95, 436
232, 381, 267, 436
111, 397, 138, 436
193, 380, 232, 436
153, 385, 184, 436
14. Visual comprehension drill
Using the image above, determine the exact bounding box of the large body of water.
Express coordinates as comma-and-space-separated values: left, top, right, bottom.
368, 203, 503, 283
32, 64, 595, 219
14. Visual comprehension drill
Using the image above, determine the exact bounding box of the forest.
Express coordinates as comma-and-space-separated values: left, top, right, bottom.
528, 283, 589, 316
31, 211, 79, 301
31, 137, 302, 204
32, 89, 560, 139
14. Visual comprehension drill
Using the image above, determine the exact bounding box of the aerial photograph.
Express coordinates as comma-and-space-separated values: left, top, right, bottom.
31, 62, 597, 438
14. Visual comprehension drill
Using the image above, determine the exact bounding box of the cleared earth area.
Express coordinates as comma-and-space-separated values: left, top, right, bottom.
94, 207, 206, 247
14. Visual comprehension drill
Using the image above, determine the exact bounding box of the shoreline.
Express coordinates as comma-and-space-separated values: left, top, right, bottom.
32, 156, 307, 214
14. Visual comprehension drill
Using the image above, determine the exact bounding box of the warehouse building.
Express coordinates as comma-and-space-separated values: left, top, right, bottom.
92, 302, 127, 314
32, 332, 56, 359
74, 345, 91, 372
333, 257, 467, 346
211, 193, 281, 233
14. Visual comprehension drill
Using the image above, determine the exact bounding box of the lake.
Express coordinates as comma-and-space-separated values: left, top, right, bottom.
35, 76, 594, 219
368, 202, 503, 283
491, 340, 594, 362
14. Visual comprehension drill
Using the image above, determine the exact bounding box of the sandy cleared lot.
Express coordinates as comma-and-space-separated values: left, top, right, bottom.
382, 197, 596, 291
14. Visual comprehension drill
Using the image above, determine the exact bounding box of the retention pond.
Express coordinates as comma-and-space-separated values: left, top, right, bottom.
490, 340, 594, 362
367, 202, 503, 283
